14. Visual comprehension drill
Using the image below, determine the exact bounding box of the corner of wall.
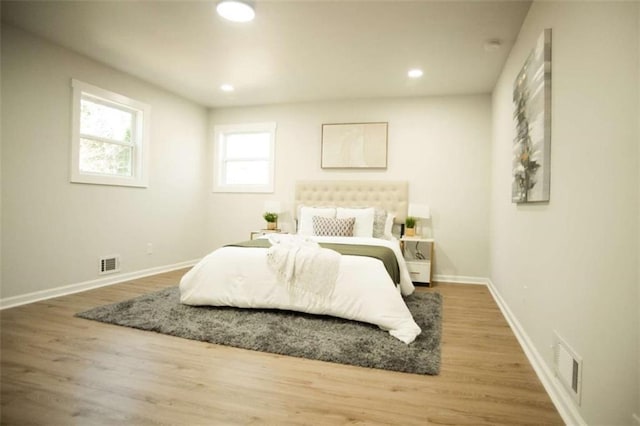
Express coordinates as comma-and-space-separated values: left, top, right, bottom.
636, 1, 640, 420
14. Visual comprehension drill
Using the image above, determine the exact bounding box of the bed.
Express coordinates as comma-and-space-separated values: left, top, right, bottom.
179, 180, 421, 343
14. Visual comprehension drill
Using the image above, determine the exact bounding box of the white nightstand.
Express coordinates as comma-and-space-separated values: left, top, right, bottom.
250, 229, 284, 240
400, 236, 435, 286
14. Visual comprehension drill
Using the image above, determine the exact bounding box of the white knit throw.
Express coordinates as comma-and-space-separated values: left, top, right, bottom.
266, 234, 340, 304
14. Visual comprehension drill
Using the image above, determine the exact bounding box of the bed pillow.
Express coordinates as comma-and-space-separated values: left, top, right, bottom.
372, 209, 387, 238
298, 206, 336, 236
336, 207, 375, 238
384, 213, 396, 239
312, 216, 355, 237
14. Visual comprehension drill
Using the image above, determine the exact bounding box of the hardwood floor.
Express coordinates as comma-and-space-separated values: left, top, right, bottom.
1, 270, 563, 425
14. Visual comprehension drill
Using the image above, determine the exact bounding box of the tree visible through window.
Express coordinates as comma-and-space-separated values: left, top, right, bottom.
71, 79, 150, 187
79, 97, 134, 176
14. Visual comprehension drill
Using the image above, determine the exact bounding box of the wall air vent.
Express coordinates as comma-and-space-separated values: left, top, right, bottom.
99, 255, 120, 275
553, 331, 582, 405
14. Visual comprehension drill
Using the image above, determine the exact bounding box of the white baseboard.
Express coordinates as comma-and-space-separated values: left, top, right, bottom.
433, 274, 489, 285
0, 259, 199, 310
486, 279, 587, 426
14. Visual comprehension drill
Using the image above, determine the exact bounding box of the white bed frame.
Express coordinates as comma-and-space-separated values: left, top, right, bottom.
294, 180, 408, 222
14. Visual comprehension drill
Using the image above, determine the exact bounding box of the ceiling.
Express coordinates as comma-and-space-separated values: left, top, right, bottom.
1, 1, 531, 108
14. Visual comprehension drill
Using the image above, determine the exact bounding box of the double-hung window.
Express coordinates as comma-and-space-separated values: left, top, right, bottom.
71, 79, 150, 187
213, 122, 276, 193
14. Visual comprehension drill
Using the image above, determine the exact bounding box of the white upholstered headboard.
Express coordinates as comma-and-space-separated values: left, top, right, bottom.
294, 180, 408, 222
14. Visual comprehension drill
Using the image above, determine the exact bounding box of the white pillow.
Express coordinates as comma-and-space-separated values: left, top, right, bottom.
298, 206, 336, 235
336, 207, 375, 238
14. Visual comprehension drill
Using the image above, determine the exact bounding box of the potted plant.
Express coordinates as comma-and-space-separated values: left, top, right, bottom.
263, 212, 278, 230
405, 216, 416, 237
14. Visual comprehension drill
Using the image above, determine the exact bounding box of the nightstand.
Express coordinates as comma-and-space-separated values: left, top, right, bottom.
250, 229, 284, 240
400, 236, 435, 286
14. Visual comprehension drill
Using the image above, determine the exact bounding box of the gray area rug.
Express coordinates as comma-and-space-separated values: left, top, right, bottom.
76, 287, 442, 375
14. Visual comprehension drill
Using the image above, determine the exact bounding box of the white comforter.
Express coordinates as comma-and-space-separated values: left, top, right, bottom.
179, 236, 421, 343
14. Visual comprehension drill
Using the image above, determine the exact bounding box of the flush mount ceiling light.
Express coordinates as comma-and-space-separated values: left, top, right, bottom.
220, 84, 234, 92
408, 69, 424, 78
216, 0, 255, 23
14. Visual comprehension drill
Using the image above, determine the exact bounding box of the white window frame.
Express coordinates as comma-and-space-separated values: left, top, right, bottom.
213, 122, 277, 193
70, 79, 151, 187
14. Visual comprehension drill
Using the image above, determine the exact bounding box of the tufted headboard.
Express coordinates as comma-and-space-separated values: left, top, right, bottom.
294, 180, 408, 222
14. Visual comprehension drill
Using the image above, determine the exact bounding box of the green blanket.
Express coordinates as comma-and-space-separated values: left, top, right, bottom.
226, 238, 400, 284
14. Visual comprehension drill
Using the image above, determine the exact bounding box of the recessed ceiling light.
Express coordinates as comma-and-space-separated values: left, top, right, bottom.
220, 84, 234, 92
216, 1, 255, 23
408, 69, 424, 78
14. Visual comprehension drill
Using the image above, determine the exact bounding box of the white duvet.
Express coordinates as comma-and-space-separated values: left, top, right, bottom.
179, 236, 421, 343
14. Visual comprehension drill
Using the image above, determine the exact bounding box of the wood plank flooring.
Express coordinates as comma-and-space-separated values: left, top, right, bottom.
1, 270, 563, 425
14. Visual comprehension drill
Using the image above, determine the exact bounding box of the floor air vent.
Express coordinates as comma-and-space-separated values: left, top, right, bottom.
553, 331, 582, 405
100, 255, 120, 275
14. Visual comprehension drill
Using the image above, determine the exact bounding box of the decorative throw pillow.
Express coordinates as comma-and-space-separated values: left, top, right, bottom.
384, 213, 396, 239
312, 216, 355, 237
372, 209, 387, 238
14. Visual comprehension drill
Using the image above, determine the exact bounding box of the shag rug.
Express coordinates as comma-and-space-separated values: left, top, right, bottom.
76, 287, 442, 375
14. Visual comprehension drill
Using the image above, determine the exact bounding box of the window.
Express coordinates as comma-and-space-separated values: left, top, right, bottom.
71, 79, 150, 187
213, 122, 276, 193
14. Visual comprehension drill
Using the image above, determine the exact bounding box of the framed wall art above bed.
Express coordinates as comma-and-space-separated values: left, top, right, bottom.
321, 122, 388, 169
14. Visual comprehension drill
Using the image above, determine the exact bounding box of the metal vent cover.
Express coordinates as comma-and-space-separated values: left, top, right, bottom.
553, 331, 582, 405
100, 255, 120, 275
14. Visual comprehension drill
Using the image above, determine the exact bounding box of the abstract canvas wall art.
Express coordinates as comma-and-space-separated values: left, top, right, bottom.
512, 29, 552, 203
321, 122, 388, 169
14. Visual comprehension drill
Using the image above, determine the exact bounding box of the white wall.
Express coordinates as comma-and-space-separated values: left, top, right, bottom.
637, 4, 640, 420
1, 25, 210, 299
491, 2, 639, 424
209, 95, 491, 280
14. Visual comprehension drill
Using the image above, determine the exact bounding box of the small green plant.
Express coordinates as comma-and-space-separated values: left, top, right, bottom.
405, 216, 416, 229
263, 212, 278, 223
